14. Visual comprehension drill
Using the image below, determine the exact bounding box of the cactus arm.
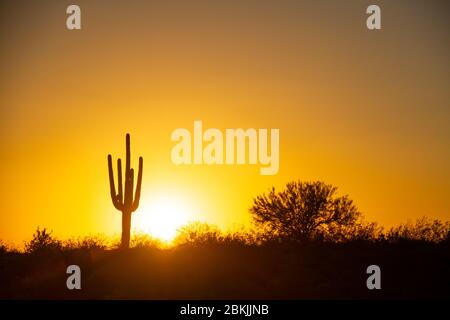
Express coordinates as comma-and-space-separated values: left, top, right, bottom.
107, 154, 116, 199
129, 168, 135, 209
132, 156, 143, 212
117, 158, 123, 205
124, 169, 133, 209
108, 154, 123, 211
125, 133, 131, 182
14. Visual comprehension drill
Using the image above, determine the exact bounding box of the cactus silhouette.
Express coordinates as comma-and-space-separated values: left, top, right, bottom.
108, 134, 143, 249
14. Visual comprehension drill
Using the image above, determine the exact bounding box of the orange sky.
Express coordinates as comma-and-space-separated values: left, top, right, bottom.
1, 0, 449, 245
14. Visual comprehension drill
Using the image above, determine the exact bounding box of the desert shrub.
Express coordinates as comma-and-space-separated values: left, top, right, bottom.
130, 233, 163, 248
317, 220, 384, 243
174, 222, 223, 245
386, 217, 450, 243
103, 235, 121, 250
251, 181, 361, 241
24, 227, 62, 254
63, 234, 110, 250
219, 226, 259, 245
0, 240, 8, 254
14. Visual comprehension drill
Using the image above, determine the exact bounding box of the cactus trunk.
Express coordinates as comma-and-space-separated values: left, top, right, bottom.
121, 210, 132, 248
108, 134, 143, 249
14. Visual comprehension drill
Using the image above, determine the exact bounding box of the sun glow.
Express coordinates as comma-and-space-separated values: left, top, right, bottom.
134, 193, 193, 241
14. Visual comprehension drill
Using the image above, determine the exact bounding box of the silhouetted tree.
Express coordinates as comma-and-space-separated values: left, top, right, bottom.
108, 134, 143, 249
250, 181, 360, 241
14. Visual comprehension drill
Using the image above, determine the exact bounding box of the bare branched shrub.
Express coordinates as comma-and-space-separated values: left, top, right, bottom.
63, 235, 110, 250
386, 217, 450, 243
130, 233, 163, 248
251, 181, 361, 241
0, 240, 8, 254
24, 227, 62, 254
316, 220, 384, 243
220, 226, 259, 245
174, 222, 222, 245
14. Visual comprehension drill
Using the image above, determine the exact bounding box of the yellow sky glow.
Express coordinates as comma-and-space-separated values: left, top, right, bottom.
0, 1, 449, 245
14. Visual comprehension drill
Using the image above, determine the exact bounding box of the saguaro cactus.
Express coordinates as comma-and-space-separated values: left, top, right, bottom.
108, 134, 143, 249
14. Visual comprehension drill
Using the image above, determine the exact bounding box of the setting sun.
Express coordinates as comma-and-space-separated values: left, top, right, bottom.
134, 193, 193, 241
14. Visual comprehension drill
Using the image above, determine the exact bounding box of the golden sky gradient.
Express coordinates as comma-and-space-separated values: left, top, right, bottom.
1, 0, 449, 244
